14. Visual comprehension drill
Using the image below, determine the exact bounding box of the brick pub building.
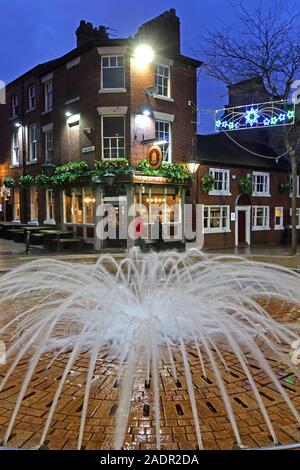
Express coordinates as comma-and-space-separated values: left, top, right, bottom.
0, 9, 200, 250
0, 10, 299, 251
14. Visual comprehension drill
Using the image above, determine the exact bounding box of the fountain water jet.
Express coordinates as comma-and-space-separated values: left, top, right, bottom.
0, 249, 299, 450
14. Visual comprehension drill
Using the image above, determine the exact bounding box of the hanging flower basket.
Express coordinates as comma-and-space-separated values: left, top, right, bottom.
19, 175, 35, 187
239, 175, 252, 194
201, 174, 215, 193
279, 182, 290, 193
3, 177, 16, 188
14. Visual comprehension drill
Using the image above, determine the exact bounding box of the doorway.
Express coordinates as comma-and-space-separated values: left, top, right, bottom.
235, 206, 251, 246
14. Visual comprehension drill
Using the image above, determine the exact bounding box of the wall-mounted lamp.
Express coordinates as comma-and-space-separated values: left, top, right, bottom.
66, 113, 80, 126
14, 122, 22, 128
103, 171, 115, 187
186, 160, 200, 175
138, 105, 153, 118
134, 44, 154, 69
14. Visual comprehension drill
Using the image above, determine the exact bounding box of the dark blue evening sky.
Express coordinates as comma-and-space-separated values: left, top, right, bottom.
0, 0, 298, 133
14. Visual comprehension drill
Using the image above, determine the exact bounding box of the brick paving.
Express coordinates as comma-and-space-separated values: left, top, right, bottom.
0, 299, 299, 450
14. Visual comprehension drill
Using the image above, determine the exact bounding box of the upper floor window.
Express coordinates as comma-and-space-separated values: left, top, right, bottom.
155, 120, 171, 162
44, 80, 53, 111
102, 116, 125, 159
204, 205, 230, 233
155, 64, 170, 98
252, 172, 270, 196
45, 130, 53, 163
101, 56, 125, 90
29, 124, 38, 162
289, 175, 300, 197
11, 95, 18, 118
252, 206, 269, 230
209, 168, 230, 195
28, 85, 36, 110
11, 130, 19, 166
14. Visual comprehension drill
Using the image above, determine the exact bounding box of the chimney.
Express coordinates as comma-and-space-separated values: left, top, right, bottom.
76, 20, 109, 47
135, 9, 181, 55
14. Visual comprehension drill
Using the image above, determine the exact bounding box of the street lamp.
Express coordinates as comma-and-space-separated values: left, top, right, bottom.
134, 44, 154, 68
103, 171, 115, 187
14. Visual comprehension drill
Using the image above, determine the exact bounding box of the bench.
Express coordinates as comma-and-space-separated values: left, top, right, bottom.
50, 238, 82, 252
30, 233, 44, 246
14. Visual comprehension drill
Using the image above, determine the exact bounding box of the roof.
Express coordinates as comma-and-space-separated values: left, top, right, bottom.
196, 133, 292, 172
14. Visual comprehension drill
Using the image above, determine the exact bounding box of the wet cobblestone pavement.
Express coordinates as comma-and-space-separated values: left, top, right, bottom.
0, 299, 299, 450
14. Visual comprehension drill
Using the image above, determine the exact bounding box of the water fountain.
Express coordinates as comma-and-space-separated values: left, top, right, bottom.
0, 249, 299, 450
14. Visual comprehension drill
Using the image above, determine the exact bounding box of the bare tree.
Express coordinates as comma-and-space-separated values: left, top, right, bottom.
202, 0, 300, 254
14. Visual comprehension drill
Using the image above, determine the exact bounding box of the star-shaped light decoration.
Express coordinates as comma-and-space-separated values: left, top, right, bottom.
234, 122, 240, 130
215, 120, 221, 128
271, 116, 278, 125
278, 113, 286, 122
221, 121, 228, 129
244, 107, 260, 127
287, 110, 295, 120
263, 118, 270, 126
229, 122, 234, 130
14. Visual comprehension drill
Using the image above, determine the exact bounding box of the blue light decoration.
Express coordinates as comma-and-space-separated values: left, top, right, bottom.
245, 107, 260, 126
215, 100, 295, 132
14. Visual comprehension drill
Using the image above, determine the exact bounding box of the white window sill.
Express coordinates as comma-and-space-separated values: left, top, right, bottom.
43, 219, 56, 225
252, 227, 270, 231
28, 221, 39, 226
11, 220, 21, 224
154, 95, 174, 103
26, 108, 36, 114
9, 116, 19, 122
209, 191, 231, 196
98, 88, 126, 94
42, 109, 53, 115
252, 193, 271, 197
65, 97, 80, 105
274, 226, 284, 230
10, 164, 20, 168
26, 160, 37, 165
204, 229, 231, 234
289, 195, 300, 198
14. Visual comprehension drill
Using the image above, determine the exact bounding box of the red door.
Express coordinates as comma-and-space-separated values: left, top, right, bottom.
238, 210, 246, 245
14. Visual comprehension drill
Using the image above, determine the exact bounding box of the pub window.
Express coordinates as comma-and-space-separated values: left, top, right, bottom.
102, 116, 125, 159
101, 55, 125, 90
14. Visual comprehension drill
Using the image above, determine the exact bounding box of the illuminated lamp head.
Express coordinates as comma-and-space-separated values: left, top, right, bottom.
134, 45, 154, 68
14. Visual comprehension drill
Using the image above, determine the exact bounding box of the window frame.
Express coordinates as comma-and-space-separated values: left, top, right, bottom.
100, 55, 125, 91
28, 85, 36, 111
11, 129, 19, 166
63, 188, 95, 226
252, 171, 270, 197
11, 95, 18, 118
155, 119, 172, 163
203, 205, 230, 233
155, 63, 170, 98
45, 129, 53, 163
101, 115, 125, 160
45, 188, 56, 224
289, 208, 300, 229
13, 188, 20, 222
29, 124, 38, 162
252, 206, 270, 231
289, 175, 300, 198
209, 168, 230, 195
44, 80, 53, 112
30, 185, 39, 223
274, 206, 284, 230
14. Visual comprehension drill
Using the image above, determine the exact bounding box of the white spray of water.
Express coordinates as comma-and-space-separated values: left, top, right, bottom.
0, 249, 299, 450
